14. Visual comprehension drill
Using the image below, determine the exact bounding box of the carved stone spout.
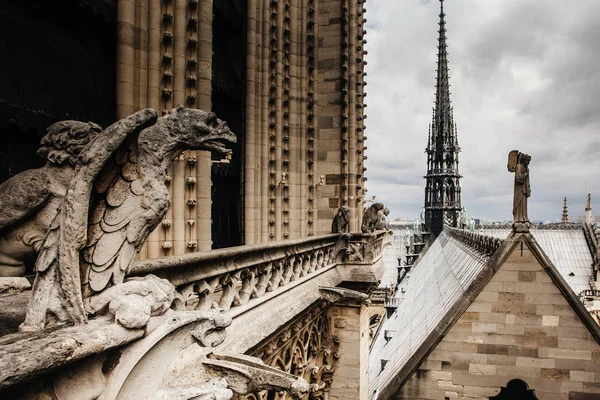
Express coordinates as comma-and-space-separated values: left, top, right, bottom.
203, 353, 311, 400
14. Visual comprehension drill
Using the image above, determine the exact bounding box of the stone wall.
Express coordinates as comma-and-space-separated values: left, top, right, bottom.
117, 0, 368, 252
396, 241, 600, 400
329, 303, 371, 400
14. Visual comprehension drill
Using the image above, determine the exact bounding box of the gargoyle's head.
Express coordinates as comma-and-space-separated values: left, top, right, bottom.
340, 206, 350, 218
371, 202, 385, 212
163, 106, 236, 155
38, 120, 103, 165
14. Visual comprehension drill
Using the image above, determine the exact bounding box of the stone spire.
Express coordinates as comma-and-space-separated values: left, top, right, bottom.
423, 0, 462, 237
562, 197, 569, 224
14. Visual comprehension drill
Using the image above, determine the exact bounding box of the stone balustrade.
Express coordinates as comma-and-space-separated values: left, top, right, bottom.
0, 231, 389, 397
446, 226, 502, 256
129, 230, 389, 314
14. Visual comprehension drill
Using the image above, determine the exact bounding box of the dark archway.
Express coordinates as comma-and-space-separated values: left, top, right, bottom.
490, 379, 539, 400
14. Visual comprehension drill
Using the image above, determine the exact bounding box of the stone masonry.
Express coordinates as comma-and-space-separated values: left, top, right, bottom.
329, 303, 371, 400
396, 241, 600, 400
116, 0, 368, 252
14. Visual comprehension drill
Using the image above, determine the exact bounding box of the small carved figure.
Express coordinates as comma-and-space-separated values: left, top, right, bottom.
21, 107, 236, 331
374, 207, 390, 230
331, 206, 350, 233
508, 150, 531, 231
0, 121, 102, 277
361, 202, 384, 233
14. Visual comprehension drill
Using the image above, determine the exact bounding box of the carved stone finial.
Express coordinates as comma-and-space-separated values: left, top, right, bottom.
361, 202, 384, 233
508, 150, 531, 233
331, 206, 350, 233
319, 286, 371, 306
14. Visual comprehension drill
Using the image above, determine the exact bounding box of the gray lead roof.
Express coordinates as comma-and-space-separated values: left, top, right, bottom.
479, 228, 592, 295
369, 231, 493, 398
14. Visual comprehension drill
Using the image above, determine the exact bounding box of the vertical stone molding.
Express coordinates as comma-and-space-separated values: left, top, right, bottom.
116, 0, 213, 256
328, 303, 370, 400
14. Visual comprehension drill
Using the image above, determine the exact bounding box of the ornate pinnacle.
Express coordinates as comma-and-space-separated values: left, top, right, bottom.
562, 197, 569, 224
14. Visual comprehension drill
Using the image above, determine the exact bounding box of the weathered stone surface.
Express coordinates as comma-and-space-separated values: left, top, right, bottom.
0, 277, 31, 295
320, 286, 371, 306
361, 203, 384, 233
332, 206, 350, 233
203, 353, 310, 399
0, 318, 145, 389
0, 120, 102, 277
508, 150, 532, 230
374, 207, 390, 231
21, 107, 236, 331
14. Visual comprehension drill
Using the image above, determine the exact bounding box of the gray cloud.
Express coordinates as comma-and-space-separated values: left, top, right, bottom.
364, 0, 600, 223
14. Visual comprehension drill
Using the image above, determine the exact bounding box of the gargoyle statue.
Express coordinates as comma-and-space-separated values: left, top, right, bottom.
0, 121, 102, 277
152, 353, 310, 400
21, 107, 236, 331
374, 207, 390, 231
331, 206, 350, 233
361, 202, 384, 233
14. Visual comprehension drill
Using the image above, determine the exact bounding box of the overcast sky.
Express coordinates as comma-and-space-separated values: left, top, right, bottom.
363, 0, 600, 222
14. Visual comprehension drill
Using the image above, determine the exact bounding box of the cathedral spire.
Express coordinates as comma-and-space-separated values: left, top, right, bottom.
423, 0, 462, 237
434, 0, 451, 141
562, 197, 569, 224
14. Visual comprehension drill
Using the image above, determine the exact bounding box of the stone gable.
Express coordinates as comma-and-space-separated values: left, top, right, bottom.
395, 240, 600, 400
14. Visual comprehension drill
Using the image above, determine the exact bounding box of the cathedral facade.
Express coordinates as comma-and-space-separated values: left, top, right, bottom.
0, 0, 368, 258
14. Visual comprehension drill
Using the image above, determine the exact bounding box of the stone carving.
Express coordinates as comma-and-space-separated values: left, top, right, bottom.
85, 274, 175, 329
508, 150, 531, 232
319, 286, 371, 306
242, 301, 340, 400
331, 206, 350, 233
447, 227, 501, 257
374, 207, 390, 230
361, 202, 384, 233
0, 121, 103, 278
20, 107, 236, 331
1, 309, 235, 397
138, 238, 337, 312
204, 353, 310, 399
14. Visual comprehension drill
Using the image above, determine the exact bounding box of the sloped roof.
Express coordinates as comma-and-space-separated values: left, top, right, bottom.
480, 227, 593, 294
369, 230, 600, 400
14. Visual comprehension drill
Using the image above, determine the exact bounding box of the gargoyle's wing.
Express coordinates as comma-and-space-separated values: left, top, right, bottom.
0, 169, 51, 232
81, 132, 155, 295
24, 109, 158, 329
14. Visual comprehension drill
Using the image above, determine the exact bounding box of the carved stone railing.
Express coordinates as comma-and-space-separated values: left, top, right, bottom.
343, 231, 388, 264
580, 290, 600, 298
427, 201, 461, 209
446, 226, 502, 256
130, 234, 341, 312
384, 297, 401, 309
478, 223, 585, 231
130, 231, 388, 315
428, 168, 459, 175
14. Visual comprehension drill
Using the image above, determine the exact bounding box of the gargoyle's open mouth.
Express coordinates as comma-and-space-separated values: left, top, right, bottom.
202, 139, 231, 154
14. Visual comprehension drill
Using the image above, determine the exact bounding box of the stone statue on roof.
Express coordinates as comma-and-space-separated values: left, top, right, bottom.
508, 150, 531, 232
